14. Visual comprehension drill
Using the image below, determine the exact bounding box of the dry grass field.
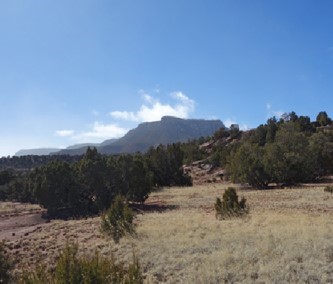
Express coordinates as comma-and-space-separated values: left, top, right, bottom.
1, 183, 333, 283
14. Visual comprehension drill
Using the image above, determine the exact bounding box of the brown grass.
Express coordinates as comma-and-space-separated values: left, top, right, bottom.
2, 184, 333, 283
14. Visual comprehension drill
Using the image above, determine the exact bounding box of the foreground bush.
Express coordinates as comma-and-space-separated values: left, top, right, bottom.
20, 242, 143, 284
324, 185, 333, 194
101, 195, 135, 243
215, 187, 248, 219
0, 241, 12, 283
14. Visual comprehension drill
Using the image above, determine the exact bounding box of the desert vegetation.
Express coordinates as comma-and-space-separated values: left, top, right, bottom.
0, 111, 333, 282
19, 242, 142, 284
325, 185, 333, 194
0, 184, 332, 283
101, 195, 136, 243
209, 111, 333, 187
0, 240, 12, 283
214, 187, 248, 219
0, 144, 191, 218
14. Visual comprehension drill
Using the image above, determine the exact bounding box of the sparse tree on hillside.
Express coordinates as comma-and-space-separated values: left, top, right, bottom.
147, 143, 192, 187
316, 111, 332, 126
230, 143, 268, 188
265, 117, 278, 143
309, 132, 333, 176
263, 122, 316, 185
230, 124, 241, 139
250, 124, 267, 146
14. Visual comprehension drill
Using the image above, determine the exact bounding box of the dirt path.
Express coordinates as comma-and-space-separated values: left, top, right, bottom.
0, 209, 48, 241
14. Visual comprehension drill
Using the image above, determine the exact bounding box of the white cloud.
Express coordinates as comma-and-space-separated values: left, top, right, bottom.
110, 111, 137, 121
55, 130, 74, 137
56, 122, 128, 143
72, 122, 128, 142
56, 90, 195, 144
223, 118, 237, 128
110, 91, 195, 122
240, 124, 250, 131
223, 119, 249, 131
142, 94, 156, 104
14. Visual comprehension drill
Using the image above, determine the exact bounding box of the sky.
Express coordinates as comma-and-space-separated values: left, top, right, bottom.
1, 0, 333, 156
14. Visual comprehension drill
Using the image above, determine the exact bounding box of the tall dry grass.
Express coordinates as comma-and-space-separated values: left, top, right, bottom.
3, 184, 333, 283
133, 185, 333, 283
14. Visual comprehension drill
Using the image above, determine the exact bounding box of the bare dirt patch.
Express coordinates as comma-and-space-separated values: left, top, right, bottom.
0, 203, 47, 241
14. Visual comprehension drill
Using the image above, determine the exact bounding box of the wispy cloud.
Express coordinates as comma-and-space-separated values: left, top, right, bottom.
110, 91, 195, 122
72, 122, 128, 142
56, 122, 128, 143
223, 118, 237, 128
55, 130, 74, 137
266, 103, 284, 119
55, 90, 195, 144
240, 124, 250, 131
223, 118, 249, 131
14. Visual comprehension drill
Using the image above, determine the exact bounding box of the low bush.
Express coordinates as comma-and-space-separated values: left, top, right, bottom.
0, 241, 12, 283
324, 185, 333, 194
215, 187, 248, 219
20, 242, 143, 284
101, 195, 135, 243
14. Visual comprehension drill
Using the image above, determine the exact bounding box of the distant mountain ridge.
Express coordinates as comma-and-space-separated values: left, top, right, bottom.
56, 116, 225, 155
15, 117, 224, 156
65, 143, 100, 150
15, 148, 61, 157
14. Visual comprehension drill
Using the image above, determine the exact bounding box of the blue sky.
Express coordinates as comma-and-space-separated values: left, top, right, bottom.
1, 0, 333, 156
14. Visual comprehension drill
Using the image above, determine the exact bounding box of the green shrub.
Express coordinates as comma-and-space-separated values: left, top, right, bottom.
0, 241, 12, 284
20, 263, 50, 284
19, 242, 143, 284
215, 187, 248, 219
55, 243, 83, 283
101, 195, 135, 243
324, 185, 333, 194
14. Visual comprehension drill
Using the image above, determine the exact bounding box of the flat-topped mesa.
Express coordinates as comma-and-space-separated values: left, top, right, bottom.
18, 116, 225, 156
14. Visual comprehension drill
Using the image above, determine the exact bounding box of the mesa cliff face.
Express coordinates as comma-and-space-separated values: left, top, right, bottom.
55, 116, 225, 155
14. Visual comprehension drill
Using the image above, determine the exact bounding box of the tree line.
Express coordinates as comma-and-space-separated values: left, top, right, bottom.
210, 111, 333, 188
0, 144, 192, 217
1, 110, 332, 213
0, 154, 82, 171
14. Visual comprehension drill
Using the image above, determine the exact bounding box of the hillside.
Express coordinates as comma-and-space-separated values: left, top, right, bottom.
14, 141, 117, 157
14, 148, 61, 157
55, 116, 224, 155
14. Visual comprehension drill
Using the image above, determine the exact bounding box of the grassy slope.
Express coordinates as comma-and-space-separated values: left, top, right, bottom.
3, 184, 333, 283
